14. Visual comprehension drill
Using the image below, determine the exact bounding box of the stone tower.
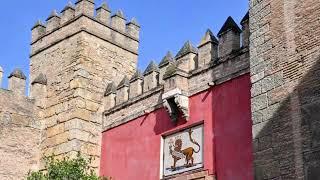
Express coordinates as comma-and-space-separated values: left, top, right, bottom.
30, 0, 140, 168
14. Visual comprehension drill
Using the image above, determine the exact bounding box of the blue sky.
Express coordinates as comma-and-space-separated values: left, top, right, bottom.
0, 0, 248, 88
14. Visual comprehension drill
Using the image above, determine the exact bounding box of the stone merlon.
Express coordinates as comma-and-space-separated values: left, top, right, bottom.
159, 51, 175, 68
217, 16, 242, 37
105, 82, 117, 96
241, 12, 249, 47
96, 2, 111, 12
218, 16, 241, 57
46, 10, 60, 21
144, 61, 160, 75
31, 20, 46, 30
117, 76, 130, 89
31, 73, 47, 85
61, 1, 75, 13
112, 10, 126, 20
130, 70, 144, 82
240, 11, 249, 25
163, 63, 180, 80
198, 29, 219, 67
8, 69, 27, 96
8, 69, 27, 80
127, 18, 140, 28
46, 10, 61, 33
199, 29, 218, 47
175, 41, 198, 59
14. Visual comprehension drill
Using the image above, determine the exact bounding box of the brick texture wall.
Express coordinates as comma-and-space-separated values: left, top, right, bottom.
250, 0, 320, 179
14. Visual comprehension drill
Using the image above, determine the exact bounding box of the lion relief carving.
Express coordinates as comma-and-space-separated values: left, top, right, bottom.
168, 129, 201, 171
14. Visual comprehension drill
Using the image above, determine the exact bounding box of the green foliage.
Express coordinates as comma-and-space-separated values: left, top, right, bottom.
27, 154, 109, 180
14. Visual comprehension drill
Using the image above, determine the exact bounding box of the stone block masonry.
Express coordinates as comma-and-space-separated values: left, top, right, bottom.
2, 0, 140, 176
0, 88, 41, 180
29, 0, 140, 170
1, 0, 142, 173
250, 0, 320, 179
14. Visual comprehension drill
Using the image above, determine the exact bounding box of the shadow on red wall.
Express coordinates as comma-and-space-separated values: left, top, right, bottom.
100, 74, 253, 180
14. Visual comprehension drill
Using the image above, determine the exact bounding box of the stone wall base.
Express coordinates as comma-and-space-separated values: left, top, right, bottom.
163, 170, 215, 180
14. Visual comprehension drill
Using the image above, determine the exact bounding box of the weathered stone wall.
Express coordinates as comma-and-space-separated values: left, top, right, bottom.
30, 1, 139, 169
0, 89, 41, 180
250, 0, 320, 179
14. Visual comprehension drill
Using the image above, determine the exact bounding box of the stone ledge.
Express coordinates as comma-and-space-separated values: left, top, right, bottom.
103, 71, 249, 132
104, 102, 163, 131
188, 67, 249, 97
162, 170, 216, 180
30, 28, 138, 58
189, 47, 249, 77
104, 86, 163, 116
103, 88, 163, 131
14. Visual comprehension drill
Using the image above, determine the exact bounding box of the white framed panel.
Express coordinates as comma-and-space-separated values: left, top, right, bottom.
161, 124, 204, 177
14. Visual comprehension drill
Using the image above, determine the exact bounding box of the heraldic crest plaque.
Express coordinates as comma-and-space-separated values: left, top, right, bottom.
162, 124, 204, 177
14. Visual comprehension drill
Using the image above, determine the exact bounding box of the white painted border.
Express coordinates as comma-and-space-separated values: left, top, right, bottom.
160, 124, 204, 178
160, 136, 164, 178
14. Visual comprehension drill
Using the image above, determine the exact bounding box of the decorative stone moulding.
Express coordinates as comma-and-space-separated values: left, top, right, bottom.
162, 88, 189, 123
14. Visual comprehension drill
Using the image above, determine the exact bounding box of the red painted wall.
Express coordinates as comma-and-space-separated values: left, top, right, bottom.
213, 74, 253, 180
100, 74, 253, 180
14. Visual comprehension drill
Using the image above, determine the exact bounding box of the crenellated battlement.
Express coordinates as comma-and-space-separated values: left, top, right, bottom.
27, 0, 141, 167
2, 0, 319, 178
31, 0, 140, 57
102, 13, 250, 129
0, 67, 48, 105
0, 68, 28, 96
0, 67, 41, 180
0, 3, 250, 176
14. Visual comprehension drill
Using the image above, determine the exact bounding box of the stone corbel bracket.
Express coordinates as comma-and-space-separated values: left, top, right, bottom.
162, 88, 189, 123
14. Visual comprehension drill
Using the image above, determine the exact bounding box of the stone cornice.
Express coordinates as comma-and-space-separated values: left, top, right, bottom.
30, 14, 139, 58
31, 14, 139, 45
30, 27, 138, 58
